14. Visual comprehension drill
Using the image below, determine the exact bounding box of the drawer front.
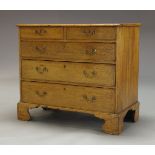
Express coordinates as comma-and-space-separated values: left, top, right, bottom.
67, 27, 116, 40
21, 41, 115, 62
22, 60, 115, 87
20, 27, 63, 39
22, 81, 115, 113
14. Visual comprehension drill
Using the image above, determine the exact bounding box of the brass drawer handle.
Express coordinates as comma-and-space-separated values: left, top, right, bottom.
36, 65, 48, 74
82, 29, 96, 36
83, 70, 96, 78
83, 95, 96, 103
85, 48, 97, 56
34, 29, 47, 36
35, 46, 47, 53
36, 90, 47, 97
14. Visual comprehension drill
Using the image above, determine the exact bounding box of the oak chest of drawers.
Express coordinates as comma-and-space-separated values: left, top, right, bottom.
17, 24, 141, 135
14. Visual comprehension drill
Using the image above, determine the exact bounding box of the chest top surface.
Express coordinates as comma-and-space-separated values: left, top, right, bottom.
17, 23, 141, 27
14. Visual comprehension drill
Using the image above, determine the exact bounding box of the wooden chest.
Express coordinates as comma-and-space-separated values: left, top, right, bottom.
17, 24, 141, 135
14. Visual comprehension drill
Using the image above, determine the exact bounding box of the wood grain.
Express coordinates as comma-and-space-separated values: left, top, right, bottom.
102, 102, 139, 134
22, 81, 116, 113
115, 26, 140, 113
17, 100, 139, 134
22, 60, 116, 87
66, 27, 116, 40
20, 27, 63, 40
17, 23, 141, 27
21, 41, 116, 62
17, 102, 39, 121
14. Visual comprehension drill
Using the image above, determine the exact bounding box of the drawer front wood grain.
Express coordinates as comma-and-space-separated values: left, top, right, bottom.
22, 60, 115, 87
21, 41, 116, 62
20, 27, 63, 39
22, 81, 115, 113
67, 27, 116, 40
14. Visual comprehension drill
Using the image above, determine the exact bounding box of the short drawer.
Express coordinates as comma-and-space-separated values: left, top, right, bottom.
22, 60, 115, 87
66, 27, 116, 40
22, 81, 115, 113
20, 27, 63, 40
21, 41, 116, 62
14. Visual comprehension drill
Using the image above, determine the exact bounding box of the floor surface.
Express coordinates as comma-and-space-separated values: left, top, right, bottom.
0, 78, 155, 144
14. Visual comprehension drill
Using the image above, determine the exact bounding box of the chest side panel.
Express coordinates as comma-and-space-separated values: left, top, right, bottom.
116, 26, 140, 113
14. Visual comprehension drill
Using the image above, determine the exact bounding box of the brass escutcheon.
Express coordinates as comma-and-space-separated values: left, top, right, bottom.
83, 70, 96, 78
35, 46, 47, 53
82, 29, 96, 36
82, 95, 96, 103
36, 90, 47, 97
35, 65, 48, 74
85, 48, 97, 55
34, 29, 47, 36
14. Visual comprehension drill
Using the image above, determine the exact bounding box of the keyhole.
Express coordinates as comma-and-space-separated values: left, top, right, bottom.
64, 65, 66, 68
64, 88, 66, 91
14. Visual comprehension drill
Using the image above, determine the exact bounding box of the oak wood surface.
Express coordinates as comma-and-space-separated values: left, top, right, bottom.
115, 26, 140, 113
21, 60, 115, 87
17, 23, 141, 27
66, 27, 116, 40
17, 100, 139, 134
102, 102, 139, 134
21, 41, 116, 62
22, 81, 116, 113
20, 27, 64, 40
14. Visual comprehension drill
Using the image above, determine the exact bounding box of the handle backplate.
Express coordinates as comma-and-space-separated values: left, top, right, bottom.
83, 95, 96, 103
82, 29, 96, 36
36, 90, 47, 97
35, 65, 48, 74
34, 29, 47, 36
85, 48, 97, 56
83, 70, 96, 78
35, 46, 47, 53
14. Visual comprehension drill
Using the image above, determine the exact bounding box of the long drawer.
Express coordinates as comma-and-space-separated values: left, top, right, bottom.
21, 41, 115, 62
20, 27, 64, 40
21, 60, 115, 87
22, 81, 115, 113
66, 27, 116, 40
